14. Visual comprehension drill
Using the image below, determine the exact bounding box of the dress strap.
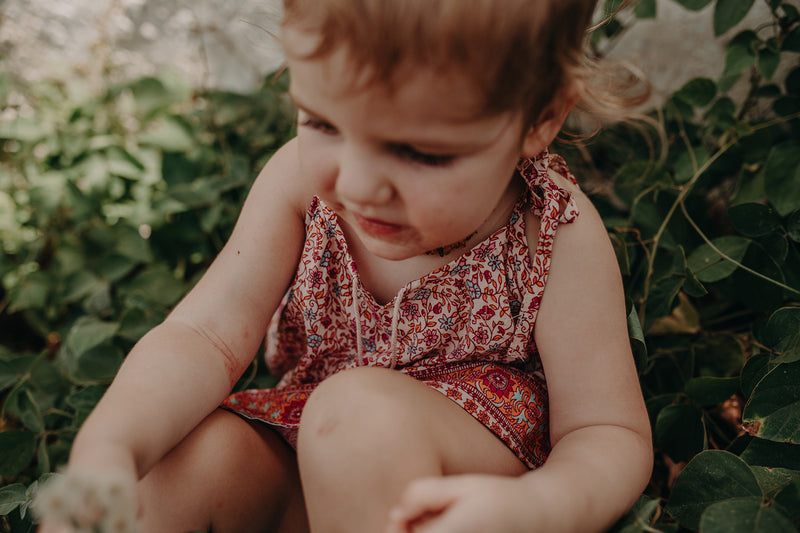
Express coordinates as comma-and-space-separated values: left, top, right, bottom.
504, 151, 581, 362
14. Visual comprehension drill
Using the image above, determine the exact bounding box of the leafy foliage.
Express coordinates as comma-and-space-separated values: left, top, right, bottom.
1, 0, 799, 531
0, 66, 293, 531
577, 0, 800, 530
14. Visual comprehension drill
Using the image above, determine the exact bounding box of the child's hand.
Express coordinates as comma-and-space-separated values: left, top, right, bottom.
386, 474, 534, 533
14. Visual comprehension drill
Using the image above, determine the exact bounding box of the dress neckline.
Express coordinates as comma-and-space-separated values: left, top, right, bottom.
316, 192, 531, 309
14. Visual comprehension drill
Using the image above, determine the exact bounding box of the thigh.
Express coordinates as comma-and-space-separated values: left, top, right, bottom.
139, 409, 308, 533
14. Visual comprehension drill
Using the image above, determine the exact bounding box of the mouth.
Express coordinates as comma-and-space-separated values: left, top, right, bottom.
352, 213, 405, 236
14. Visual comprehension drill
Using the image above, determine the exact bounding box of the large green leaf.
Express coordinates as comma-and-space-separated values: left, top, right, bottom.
687, 236, 750, 282
714, 0, 756, 36
0, 484, 27, 515
698, 499, 795, 532
774, 479, 800, 523
761, 307, 800, 364
765, 142, 800, 217
750, 466, 800, 500
0, 431, 36, 477
666, 451, 763, 530
675, 78, 717, 108
685, 376, 740, 405
65, 318, 119, 357
728, 203, 781, 237
655, 404, 706, 462
743, 361, 800, 444
740, 438, 800, 470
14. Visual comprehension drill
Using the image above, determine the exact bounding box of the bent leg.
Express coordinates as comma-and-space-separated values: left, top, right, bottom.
297, 367, 527, 533
138, 409, 308, 533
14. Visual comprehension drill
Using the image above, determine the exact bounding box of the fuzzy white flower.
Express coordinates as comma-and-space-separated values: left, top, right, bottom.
33, 469, 140, 533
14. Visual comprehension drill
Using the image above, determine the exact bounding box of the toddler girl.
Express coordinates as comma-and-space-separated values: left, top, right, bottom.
37, 0, 653, 531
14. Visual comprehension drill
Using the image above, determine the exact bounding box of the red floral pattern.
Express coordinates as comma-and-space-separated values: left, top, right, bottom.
223, 151, 579, 469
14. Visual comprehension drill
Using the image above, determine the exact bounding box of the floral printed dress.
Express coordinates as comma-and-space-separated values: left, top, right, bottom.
223, 151, 580, 469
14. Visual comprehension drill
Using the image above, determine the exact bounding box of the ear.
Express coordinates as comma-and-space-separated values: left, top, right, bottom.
520, 88, 580, 158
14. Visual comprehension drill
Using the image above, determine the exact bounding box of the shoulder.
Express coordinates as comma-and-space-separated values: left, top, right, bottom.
247, 137, 315, 219
524, 168, 626, 348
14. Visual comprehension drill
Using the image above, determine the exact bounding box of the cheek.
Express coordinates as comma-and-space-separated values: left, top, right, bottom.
297, 135, 338, 193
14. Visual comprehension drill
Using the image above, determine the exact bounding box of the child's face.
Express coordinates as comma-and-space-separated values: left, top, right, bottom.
286, 29, 535, 261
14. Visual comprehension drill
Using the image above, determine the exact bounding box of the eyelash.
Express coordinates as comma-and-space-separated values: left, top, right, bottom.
299, 117, 455, 167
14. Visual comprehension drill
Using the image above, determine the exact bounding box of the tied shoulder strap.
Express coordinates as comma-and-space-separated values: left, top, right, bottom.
504, 151, 581, 361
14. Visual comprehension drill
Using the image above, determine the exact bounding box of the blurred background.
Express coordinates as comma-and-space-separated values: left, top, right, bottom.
0, 0, 775, 101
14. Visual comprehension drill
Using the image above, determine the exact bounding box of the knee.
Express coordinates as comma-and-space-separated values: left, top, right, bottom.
297, 367, 419, 450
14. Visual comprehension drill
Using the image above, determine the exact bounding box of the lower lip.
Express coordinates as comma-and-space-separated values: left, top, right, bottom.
353, 214, 405, 236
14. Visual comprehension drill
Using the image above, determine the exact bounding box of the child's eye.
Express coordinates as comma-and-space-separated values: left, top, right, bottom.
299, 117, 338, 135
391, 144, 455, 167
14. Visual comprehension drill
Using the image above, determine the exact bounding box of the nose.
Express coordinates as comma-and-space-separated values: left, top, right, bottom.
335, 145, 393, 207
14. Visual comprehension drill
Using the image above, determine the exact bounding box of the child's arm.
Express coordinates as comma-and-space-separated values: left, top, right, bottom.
388, 185, 652, 532
64, 139, 307, 481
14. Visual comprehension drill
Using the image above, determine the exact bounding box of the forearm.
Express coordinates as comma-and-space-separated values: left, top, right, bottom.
69, 319, 250, 477
520, 424, 653, 533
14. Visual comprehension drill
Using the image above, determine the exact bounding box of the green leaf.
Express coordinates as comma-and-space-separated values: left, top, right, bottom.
714, 0, 756, 36
113, 224, 153, 263
61, 270, 102, 305
124, 76, 175, 116
656, 404, 706, 462
750, 466, 800, 500
698, 499, 795, 533
743, 361, 800, 443
66, 385, 106, 411
666, 451, 763, 530
6, 387, 45, 434
66, 318, 119, 357
723, 31, 758, 79
784, 27, 800, 52
121, 265, 186, 307
782, 3, 800, 22
757, 48, 781, 80
675, 146, 710, 183
687, 236, 750, 282
705, 96, 737, 130
7, 271, 51, 313
0, 484, 27, 516
118, 306, 166, 342
610, 496, 661, 533
740, 437, 800, 469
139, 115, 195, 152
76, 345, 124, 382
784, 67, 800, 96
741, 354, 773, 398
627, 307, 647, 372
0, 430, 36, 477
686, 376, 740, 405
765, 141, 800, 217
728, 203, 780, 237
634, 0, 656, 18
675, 77, 717, 107
774, 478, 800, 522
761, 307, 800, 364
673, 0, 713, 10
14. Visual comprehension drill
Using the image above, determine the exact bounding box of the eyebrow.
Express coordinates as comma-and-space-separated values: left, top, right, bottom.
287, 90, 510, 153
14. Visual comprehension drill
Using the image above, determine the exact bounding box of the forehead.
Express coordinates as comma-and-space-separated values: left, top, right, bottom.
283, 26, 489, 123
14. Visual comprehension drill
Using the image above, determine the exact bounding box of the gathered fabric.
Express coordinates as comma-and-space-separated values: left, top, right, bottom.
223, 150, 579, 468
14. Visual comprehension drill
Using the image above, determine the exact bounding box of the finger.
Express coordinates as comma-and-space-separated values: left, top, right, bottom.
389, 477, 464, 526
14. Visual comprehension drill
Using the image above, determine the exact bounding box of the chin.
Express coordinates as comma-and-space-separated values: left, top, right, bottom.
361, 239, 423, 262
